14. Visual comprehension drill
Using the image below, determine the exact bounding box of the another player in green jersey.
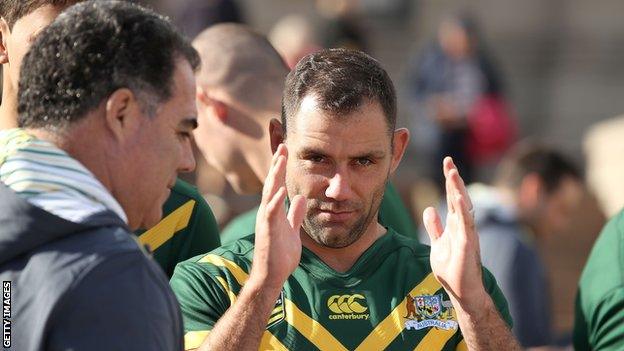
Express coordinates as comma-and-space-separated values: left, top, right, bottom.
136, 178, 221, 277
172, 48, 521, 350
190, 24, 419, 243
573, 209, 624, 350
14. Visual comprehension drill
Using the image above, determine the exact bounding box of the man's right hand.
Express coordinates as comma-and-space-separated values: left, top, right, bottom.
250, 143, 307, 290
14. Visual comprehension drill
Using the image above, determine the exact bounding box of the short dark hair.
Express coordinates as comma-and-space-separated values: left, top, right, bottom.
495, 143, 582, 194
0, 0, 80, 29
281, 48, 396, 136
17, 1, 200, 130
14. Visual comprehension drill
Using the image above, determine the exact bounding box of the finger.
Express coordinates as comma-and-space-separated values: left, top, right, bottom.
271, 143, 285, 167
453, 192, 479, 248
262, 154, 286, 201
443, 156, 454, 178
443, 157, 455, 214
265, 186, 288, 220
448, 168, 473, 210
287, 194, 307, 231
423, 206, 444, 242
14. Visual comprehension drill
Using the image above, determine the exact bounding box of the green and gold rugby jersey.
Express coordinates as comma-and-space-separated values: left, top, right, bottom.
170, 229, 512, 350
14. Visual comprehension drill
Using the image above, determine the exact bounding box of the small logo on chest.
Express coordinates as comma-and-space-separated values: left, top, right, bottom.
327, 294, 370, 320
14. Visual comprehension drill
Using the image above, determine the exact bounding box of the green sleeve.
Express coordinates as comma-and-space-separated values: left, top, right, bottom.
574, 288, 624, 351
220, 206, 258, 245
378, 182, 419, 240
483, 266, 514, 328
170, 261, 230, 332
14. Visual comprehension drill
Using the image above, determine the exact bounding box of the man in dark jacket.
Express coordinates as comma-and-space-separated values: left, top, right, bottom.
0, 1, 200, 349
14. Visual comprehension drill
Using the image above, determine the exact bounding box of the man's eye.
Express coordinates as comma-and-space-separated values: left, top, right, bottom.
355, 158, 373, 166
178, 132, 191, 140
309, 155, 325, 163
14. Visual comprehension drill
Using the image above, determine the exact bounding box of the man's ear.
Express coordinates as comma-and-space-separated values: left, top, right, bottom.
390, 128, 410, 174
0, 18, 10, 65
196, 86, 228, 123
104, 88, 142, 142
269, 118, 285, 153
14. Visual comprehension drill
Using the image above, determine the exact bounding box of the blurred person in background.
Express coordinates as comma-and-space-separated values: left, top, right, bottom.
406, 13, 513, 186
315, 0, 368, 52
191, 23, 418, 245
269, 14, 321, 69
0, 2, 198, 349
0, 0, 219, 279
423, 143, 582, 348
147, 0, 243, 38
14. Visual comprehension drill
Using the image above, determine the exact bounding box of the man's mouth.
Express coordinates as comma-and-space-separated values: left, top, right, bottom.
316, 209, 356, 222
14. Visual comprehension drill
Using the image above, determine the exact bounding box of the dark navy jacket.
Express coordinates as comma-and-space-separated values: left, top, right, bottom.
0, 184, 183, 350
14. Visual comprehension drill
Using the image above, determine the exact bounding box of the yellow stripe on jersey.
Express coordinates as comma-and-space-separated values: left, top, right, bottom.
184, 330, 210, 350
139, 199, 195, 251
199, 254, 250, 285
259, 330, 289, 351
199, 255, 347, 351
215, 276, 237, 304
184, 330, 286, 351
414, 328, 457, 351
283, 299, 348, 351
355, 273, 445, 350
456, 340, 468, 351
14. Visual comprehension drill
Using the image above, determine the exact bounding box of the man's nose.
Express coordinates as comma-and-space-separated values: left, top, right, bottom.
325, 169, 354, 202
178, 141, 196, 173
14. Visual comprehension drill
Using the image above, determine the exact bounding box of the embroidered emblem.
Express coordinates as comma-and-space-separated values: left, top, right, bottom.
404, 294, 458, 331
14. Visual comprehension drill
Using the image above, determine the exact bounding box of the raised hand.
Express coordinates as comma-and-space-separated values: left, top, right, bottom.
250, 144, 307, 290
423, 157, 486, 310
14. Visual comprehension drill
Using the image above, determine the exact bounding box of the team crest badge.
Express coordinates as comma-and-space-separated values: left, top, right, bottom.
404, 293, 458, 331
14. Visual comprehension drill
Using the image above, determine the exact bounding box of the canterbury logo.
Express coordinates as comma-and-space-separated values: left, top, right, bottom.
327, 294, 368, 314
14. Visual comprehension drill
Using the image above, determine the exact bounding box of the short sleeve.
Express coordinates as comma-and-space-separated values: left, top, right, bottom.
482, 266, 514, 328
575, 287, 624, 350
170, 261, 232, 350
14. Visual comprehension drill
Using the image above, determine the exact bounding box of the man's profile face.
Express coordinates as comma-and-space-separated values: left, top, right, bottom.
123, 59, 197, 229
539, 177, 583, 235
1, 5, 65, 90
284, 96, 393, 248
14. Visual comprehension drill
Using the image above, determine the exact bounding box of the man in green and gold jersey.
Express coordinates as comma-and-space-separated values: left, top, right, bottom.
189, 23, 418, 244
171, 48, 521, 350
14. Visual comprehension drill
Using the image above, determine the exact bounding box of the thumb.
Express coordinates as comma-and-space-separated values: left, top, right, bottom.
287, 194, 307, 231
423, 207, 444, 242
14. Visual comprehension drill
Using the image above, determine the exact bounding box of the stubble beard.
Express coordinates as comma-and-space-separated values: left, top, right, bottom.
302, 185, 386, 249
